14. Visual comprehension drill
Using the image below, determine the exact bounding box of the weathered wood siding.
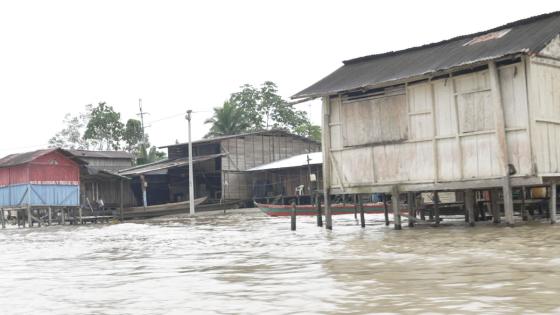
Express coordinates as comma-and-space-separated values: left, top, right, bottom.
528, 55, 560, 175
220, 134, 320, 200
327, 61, 534, 191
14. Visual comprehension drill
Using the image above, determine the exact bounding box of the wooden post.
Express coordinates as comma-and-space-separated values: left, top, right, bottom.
48, 207, 52, 226
16, 210, 20, 228
321, 97, 332, 230
407, 192, 415, 227
491, 190, 501, 224
489, 61, 514, 226
290, 201, 296, 231
27, 206, 32, 228
359, 195, 365, 228
521, 187, 528, 221
1, 209, 5, 229
78, 207, 83, 224
465, 189, 475, 227
120, 179, 124, 222
316, 193, 323, 227
433, 191, 440, 226
353, 194, 358, 220
61, 208, 65, 225
36, 209, 41, 228
391, 186, 401, 230
383, 193, 389, 226
550, 183, 557, 224
140, 174, 148, 209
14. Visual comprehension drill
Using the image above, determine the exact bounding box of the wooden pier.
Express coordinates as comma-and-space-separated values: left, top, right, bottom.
0, 206, 115, 229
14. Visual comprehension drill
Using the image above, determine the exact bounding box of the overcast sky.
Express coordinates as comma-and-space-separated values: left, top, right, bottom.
0, 0, 558, 156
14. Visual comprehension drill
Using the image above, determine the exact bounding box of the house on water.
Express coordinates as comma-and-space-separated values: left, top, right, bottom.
293, 12, 560, 229
119, 130, 320, 207
0, 148, 84, 226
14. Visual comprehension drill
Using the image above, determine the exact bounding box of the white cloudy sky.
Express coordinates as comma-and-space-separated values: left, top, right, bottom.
0, 0, 558, 156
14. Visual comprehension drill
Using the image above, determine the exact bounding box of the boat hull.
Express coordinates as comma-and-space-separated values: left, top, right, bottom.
123, 197, 208, 219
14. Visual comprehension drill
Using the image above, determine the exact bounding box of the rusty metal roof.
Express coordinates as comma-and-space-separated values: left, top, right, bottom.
0, 148, 87, 168
118, 153, 225, 176
160, 129, 318, 149
293, 11, 560, 99
69, 150, 134, 160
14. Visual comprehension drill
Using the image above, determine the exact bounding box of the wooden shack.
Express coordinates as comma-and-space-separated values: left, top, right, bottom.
120, 130, 320, 206
69, 150, 136, 209
293, 12, 560, 229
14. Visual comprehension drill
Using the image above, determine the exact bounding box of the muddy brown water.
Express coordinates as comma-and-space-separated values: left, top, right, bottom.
1, 211, 560, 314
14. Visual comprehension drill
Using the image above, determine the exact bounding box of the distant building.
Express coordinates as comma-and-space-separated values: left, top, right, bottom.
120, 130, 320, 206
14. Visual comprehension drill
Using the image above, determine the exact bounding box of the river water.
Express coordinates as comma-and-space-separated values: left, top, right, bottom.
1, 211, 560, 314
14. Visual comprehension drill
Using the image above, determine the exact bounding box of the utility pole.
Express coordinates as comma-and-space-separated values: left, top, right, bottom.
186, 110, 195, 215
137, 98, 149, 146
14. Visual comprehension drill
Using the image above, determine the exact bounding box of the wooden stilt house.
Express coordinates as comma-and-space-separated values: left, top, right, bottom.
293, 12, 560, 228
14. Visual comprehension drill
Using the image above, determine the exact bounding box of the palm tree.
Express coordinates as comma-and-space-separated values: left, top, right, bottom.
204, 101, 251, 138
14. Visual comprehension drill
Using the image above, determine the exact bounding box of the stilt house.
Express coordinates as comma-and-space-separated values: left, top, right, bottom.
0, 149, 84, 208
293, 12, 560, 227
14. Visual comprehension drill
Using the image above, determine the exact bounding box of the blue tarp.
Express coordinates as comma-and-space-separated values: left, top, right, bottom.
0, 184, 79, 207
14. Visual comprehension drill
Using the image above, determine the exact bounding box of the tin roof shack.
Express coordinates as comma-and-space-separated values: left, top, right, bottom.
294, 12, 560, 228
247, 152, 323, 204
121, 130, 320, 207
162, 130, 320, 204
0, 149, 83, 209
70, 150, 136, 209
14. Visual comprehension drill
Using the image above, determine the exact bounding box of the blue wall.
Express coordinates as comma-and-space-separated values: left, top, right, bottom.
0, 184, 79, 207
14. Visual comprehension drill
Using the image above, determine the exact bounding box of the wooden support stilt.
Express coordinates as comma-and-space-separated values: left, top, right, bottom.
16, 210, 20, 228
27, 206, 32, 228
36, 209, 41, 227
78, 207, 83, 225
433, 191, 440, 226
550, 183, 557, 224
1, 208, 5, 229
120, 179, 124, 222
325, 190, 332, 230
316, 193, 323, 227
465, 189, 475, 227
383, 194, 389, 226
358, 195, 365, 228
290, 201, 296, 231
503, 181, 514, 226
61, 208, 66, 225
353, 194, 358, 220
392, 186, 402, 230
521, 187, 528, 221
407, 192, 415, 227
491, 190, 501, 224
321, 97, 332, 231
48, 207, 52, 226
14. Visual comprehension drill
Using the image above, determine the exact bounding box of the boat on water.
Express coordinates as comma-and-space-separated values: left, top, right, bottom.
123, 196, 208, 219
255, 201, 409, 217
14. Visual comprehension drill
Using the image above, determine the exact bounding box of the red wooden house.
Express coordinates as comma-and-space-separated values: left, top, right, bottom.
0, 149, 84, 208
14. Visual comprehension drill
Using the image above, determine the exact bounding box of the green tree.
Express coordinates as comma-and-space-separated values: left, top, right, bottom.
137, 145, 166, 165
123, 119, 144, 152
49, 105, 98, 149
224, 81, 321, 140
204, 101, 252, 138
83, 102, 124, 150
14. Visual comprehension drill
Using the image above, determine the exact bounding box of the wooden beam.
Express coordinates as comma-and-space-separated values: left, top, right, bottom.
465, 189, 475, 227
322, 96, 333, 230
550, 183, 557, 224
392, 186, 402, 230
489, 61, 514, 226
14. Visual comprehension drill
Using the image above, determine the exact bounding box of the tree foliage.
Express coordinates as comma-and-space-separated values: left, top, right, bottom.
207, 81, 321, 141
84, 102, 125, 151
123, 119, 144, 151
204, 101, 252, 138
48, 105, 97, 150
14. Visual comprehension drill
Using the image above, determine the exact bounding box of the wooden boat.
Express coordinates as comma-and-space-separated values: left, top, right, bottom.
123, 196, 208, 219
255, 201, 409, 217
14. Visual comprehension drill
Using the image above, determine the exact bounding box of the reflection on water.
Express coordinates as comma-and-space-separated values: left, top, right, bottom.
1, 211, 560, 314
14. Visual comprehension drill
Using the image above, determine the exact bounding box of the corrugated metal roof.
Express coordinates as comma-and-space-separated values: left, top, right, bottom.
0, 148, 87, 168
247, 152, 322, 171
69, 150, 134, 159
118, 153, 225, 176
293, 11, 560, 99
160, 129, 318, 149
